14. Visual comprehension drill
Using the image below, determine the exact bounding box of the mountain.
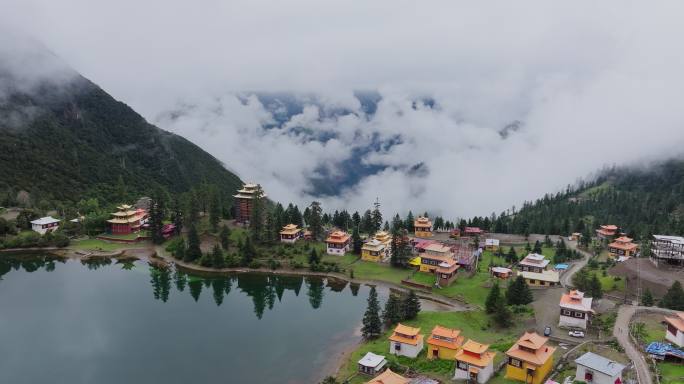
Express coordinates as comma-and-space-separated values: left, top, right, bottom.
484, 159, 684, 238
0, 42, 243, 206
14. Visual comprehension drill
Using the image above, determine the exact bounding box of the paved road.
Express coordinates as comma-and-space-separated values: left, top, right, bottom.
561, 240, 591, 288
614, 305, 676, 384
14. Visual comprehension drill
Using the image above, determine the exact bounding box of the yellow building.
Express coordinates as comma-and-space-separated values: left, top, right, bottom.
362, 239, 386, 262
427, 325, 463, 360
505, 332, 556, 384
414, 217, 433, 238
375, 231, 392, 255
279, 224, 302, 243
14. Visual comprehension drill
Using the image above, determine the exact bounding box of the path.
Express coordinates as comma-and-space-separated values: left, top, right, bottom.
613, 305, 675, 384
561, 240, 591, 288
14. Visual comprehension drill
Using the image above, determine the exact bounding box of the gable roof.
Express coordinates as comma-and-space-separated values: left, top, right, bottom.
366, 369, 409, 384
506, 332, 556, 366
574, 352, 625, 377
358, 352, 387, 368
664, 312, 684, 332
30, 216, 60, 225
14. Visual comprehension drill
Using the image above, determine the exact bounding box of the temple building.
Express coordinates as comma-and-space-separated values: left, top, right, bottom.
664, 312, 684, 347
608, 236, 638, 258
107, 204, 148, 235
233, 183, 266, 224
325, 230, 351, 255
362, 239, 386, 262
279, 224, 302, 244
505, 332, 556, 384
30, 216, 60, 234
453, 339, 496, 383
519, 253, 550, 273
414, 217, 433, 238
389, 323, 424, 358
365, 369, 409, 384
464, 227, 485, 237
427, 325, 463, 360
650, 235, 684, 266
374, 231, 393, 256
559, 290, 594, 330
596, 225, 618, 240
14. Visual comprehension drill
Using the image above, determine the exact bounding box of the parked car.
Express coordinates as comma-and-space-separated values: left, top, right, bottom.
543, 326, 551, 336
568, 330, 585, 338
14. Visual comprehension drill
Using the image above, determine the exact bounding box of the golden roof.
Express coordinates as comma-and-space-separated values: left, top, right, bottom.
326, 231, 350, 244
279, 224, 301, 235
506, 332, 555, 366
365, 369, 409, 384
414, 217, 432, 228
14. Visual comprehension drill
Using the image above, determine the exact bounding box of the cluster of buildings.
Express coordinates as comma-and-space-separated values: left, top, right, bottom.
596, 223, 684, 266
233, 183, 266, 224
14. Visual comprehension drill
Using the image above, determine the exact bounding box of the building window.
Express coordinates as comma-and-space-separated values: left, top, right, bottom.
394, 343, 401, 351
562, 309, 572, 316
508, 357, 522, 368
584, 371, 593, 381
457, 361, 468, 371
574, 312, 584, 318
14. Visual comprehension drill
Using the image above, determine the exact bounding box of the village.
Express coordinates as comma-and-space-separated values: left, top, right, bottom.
2, 182, 684, 384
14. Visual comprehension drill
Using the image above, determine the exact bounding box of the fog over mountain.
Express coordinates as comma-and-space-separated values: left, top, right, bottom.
4, 1, 684, 218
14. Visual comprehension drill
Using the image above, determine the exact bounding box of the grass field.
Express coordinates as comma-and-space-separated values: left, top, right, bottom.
337, 311, 530, 384
658, 362, 684, 384
68, 239, 130, 251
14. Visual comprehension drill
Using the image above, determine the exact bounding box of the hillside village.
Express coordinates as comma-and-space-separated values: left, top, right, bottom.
2, 181, 684, 384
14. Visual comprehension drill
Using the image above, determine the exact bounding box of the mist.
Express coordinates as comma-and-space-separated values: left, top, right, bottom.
3, 0, 684, 218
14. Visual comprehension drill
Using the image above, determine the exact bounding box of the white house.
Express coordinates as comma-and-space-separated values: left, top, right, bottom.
30, 216, 60, 234
453, 339, 496, 384
389, 323, 424, 358
357, 352, 387, 375
519, 253, 550, 273
664, 312, 684, 347
325, 230, 351, 255
559, 290, 594, 330
574, 352, 625, 384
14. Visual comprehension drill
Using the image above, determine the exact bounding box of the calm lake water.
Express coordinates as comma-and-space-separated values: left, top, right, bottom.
0, 256, 371, 384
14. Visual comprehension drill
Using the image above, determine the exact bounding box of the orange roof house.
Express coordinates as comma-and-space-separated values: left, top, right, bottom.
414, 217, 433, 238
608, 236, 639, 258
505, 332, 556, 384
325, 230, 351, 255
596, 224, 618, 239
365, 369, 409, 384
389, 323, 424, 358
454, 339, 497, 383
427, 325, 464, 360
664, 312, 684, 347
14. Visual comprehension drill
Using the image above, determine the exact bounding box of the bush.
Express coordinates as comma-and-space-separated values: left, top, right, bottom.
248, 260, 262, 269
268, 259, 281, 270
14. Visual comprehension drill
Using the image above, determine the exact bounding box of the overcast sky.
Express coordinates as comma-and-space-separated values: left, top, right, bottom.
3, 1, 684, 219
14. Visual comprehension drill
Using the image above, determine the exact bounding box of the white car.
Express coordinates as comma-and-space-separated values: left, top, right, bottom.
568, 330, 585, 338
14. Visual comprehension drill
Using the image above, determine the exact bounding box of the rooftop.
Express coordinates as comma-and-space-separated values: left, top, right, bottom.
30, 216, 60, 225
653, 235, 684, 245
366, 369, 409, 384
506, 332, 555, 366
485, 239, 500, 246
517, 270, 560, 283
560, 290, 593, 312
574, 352, 625, 377
358, 352, 386, 368
664, 312, 684, 332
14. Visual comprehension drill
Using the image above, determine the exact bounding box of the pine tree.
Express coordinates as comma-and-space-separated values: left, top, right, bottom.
220, 224, 231, 250
405, 211, 415, 232
361, 287, 382, 340
241, 236, 256, 266
589, 274, 603, 299
308, 248, 320, 265
506, 247, 518, 263
660, 281, 684, 310
402, 290, 421, 320
170, 199, 183, 235
485, 281, 501, 314
371, 198, 382, 234
308, 201, 323, 240
641, 288, 654, 307
382, 294, 402, 326
352, 226, 362, 255
209, 189, 221, 233
184, 225, 202, 263
506, 276, 533, 305
361, 210, 373, 234
211, 244, 224, 269
249, 184, 266, 242
493, 295, 512, 327
533, 240, 543, 254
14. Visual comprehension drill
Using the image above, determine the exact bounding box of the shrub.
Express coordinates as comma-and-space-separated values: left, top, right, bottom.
248, 260, 262, 269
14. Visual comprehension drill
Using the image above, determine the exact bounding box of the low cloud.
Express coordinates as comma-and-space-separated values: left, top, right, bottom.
3, 1, 684, 218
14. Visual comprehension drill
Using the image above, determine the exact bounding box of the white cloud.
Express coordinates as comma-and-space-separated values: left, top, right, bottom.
3, 0, 684, 218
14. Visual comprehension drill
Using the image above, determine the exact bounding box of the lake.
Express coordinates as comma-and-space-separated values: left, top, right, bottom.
0, 255, 371, 384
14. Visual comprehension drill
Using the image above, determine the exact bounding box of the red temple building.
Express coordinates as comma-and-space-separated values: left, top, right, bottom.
233, 183, 266, 224
107, 204, 148, 235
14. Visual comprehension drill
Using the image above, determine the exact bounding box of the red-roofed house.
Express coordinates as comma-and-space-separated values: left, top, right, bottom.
608, 236, 639, 258
596, 225, 618, 240
665, 312, 684, 347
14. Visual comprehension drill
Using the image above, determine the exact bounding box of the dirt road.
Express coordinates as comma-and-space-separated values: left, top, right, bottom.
562, 240, 591, 288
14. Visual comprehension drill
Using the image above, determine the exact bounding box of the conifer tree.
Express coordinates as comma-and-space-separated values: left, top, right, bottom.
308, 201, 323, 240
371, 199, 383, 234
506, 276, 533, 305
352, 226, 362, 255
493, 295, 512, 327
308, 248, 320, 265
211, 244, 225, 269
589, 274, 603, 299
361, 287, 382, 340
382, 294, 402, 326
485, 281, 501, 314
660, 281, 684, 310
209, 189, 221, 233
506, 246, 518, 263
184, 225, 202, 263
220, 224, 231, 250
402, 290, 421, 320
249, 184, 266, 242
641, 288, 654, 307
405, 211, 415, 232
173, 238, 186, 260
533, 240, 543, 254
241, 236, 256, 266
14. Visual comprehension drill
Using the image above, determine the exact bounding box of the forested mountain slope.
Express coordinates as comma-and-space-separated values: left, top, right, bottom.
0, 54, 242, 206
487, 160, 684, 238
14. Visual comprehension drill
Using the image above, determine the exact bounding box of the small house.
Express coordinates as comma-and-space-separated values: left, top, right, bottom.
608, 236, 638, 258
559, 290, 594, 330
419, 243, 453, 272
279, 224, 302, 243
505, 332, 556, 384
464, 227, 484, 237
358, 352, 387, 376
362, 239, 386, 262
491, 267, 512, 279
596, 225, 618, 240
517, 270, 560, 287
161, 224, 176, 239
664, 312, 684, 347
325, 230, 351, 255
574, 352, 625, 384
365, 369, 409, 384
485, 238, 500, 251
389, 323, 424, 358
427, 325, 463, 360
519, 253, 550, 273
571, 233, 582, 241
454, 339, 496, 384
414, 217, 433, 238
30, 216, 60, 234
